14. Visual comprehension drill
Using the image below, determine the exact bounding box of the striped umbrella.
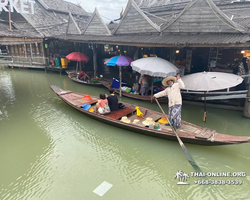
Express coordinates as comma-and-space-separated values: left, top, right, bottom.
104, 55, 133, 67
104, 55, 133, 97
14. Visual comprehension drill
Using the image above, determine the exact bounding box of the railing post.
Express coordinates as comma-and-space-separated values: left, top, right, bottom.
243, 86, 250, 118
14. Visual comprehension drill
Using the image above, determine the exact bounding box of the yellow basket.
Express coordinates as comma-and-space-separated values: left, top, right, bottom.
158, 117, 168, 124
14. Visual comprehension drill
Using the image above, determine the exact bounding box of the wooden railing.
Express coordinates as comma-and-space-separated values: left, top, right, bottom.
0, 55, 48, 66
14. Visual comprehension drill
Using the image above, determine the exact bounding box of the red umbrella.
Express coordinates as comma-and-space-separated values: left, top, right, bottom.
66, 52, 89, 62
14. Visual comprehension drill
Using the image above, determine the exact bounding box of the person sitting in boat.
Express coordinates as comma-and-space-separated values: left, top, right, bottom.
95, 92, 111, 114
78, 71, 90, 81
152, 74, 185, 129
107, 88, 119, 111
139, 74, 149, 96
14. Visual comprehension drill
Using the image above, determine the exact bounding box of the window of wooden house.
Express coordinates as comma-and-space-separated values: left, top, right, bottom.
35, 43, 40, 55
14, 45, 18, 56
39, 43, 43, 55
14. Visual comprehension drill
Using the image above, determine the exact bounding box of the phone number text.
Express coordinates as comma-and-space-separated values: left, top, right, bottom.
195, 180, 243, 185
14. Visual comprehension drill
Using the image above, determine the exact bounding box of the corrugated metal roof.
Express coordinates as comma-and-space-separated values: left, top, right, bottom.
58, 33, 250, 46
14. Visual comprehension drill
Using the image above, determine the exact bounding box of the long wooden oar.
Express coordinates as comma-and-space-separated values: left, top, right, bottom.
155, 98, 201, 171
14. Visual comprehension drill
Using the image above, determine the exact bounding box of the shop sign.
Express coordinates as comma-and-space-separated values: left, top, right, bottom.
0, 0, 35, 14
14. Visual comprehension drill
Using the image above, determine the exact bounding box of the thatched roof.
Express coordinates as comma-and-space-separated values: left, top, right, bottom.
139, 0, 250, 32
113, 0, 160, 34
0, 0, 90, 38
66, 12, 82, 35
83, 8, 111, 36
57, 0, 250, 46
39, 0, 89, 15
161, 0, 244, 33
138, 0, 232, 9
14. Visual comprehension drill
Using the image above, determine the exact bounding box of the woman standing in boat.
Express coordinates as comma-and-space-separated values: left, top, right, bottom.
139, 74, 149, 96
152, 74, 185, 129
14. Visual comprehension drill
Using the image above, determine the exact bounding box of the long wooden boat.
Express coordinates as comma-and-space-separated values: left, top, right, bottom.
66, 70, 103, 87
50, 85, 250, 146
99, 80, 168, 103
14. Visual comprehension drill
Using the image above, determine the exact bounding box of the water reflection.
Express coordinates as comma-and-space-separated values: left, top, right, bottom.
0, 70, 16, 122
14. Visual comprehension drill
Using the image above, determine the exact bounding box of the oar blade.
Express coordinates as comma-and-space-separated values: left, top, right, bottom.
155, 98, 201, 172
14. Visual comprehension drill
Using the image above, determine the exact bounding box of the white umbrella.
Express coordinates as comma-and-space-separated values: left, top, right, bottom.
182, 72, 243, 91
131, 57, 179, 77
181, 72, 243, 122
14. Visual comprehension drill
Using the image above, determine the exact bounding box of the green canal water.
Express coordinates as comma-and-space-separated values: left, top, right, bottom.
0, 66, 250, 200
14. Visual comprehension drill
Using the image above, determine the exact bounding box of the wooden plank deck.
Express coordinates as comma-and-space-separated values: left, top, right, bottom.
62, 93, 98, 107
195, 128, 216, 139
106, 107, 136, 120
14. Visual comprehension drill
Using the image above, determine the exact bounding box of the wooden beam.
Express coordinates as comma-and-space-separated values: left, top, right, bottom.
0, 37, 43, 42
61, 38, 250, 48
93, 44, 98, 77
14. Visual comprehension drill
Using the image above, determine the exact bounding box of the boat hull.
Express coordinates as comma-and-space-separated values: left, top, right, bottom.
50, 85, 250, 146
66, 70, 103, 87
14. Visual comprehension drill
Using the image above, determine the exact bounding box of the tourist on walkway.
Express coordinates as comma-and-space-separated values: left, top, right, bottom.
152, 74, 185, 129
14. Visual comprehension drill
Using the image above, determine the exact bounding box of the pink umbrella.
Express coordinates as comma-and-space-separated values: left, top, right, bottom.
66, 52, 89, 62
66, 52, 89, 72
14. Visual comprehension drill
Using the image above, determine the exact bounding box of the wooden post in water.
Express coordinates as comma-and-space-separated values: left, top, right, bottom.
41, 42, 46, 65
30, 43, 33, 65
243, 85, 250, 117
93, 44, 97, 77
151, 77, 154, 103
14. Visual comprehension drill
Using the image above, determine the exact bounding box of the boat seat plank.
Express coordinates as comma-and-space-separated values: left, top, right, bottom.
195, 128, 216, 139
106, 107, 136, 120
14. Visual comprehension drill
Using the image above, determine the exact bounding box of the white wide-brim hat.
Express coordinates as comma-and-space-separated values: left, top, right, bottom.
142, 117, 155, 126
120, 116, 131, 123
133, 119, 140, 124
162, 76, 176, 87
